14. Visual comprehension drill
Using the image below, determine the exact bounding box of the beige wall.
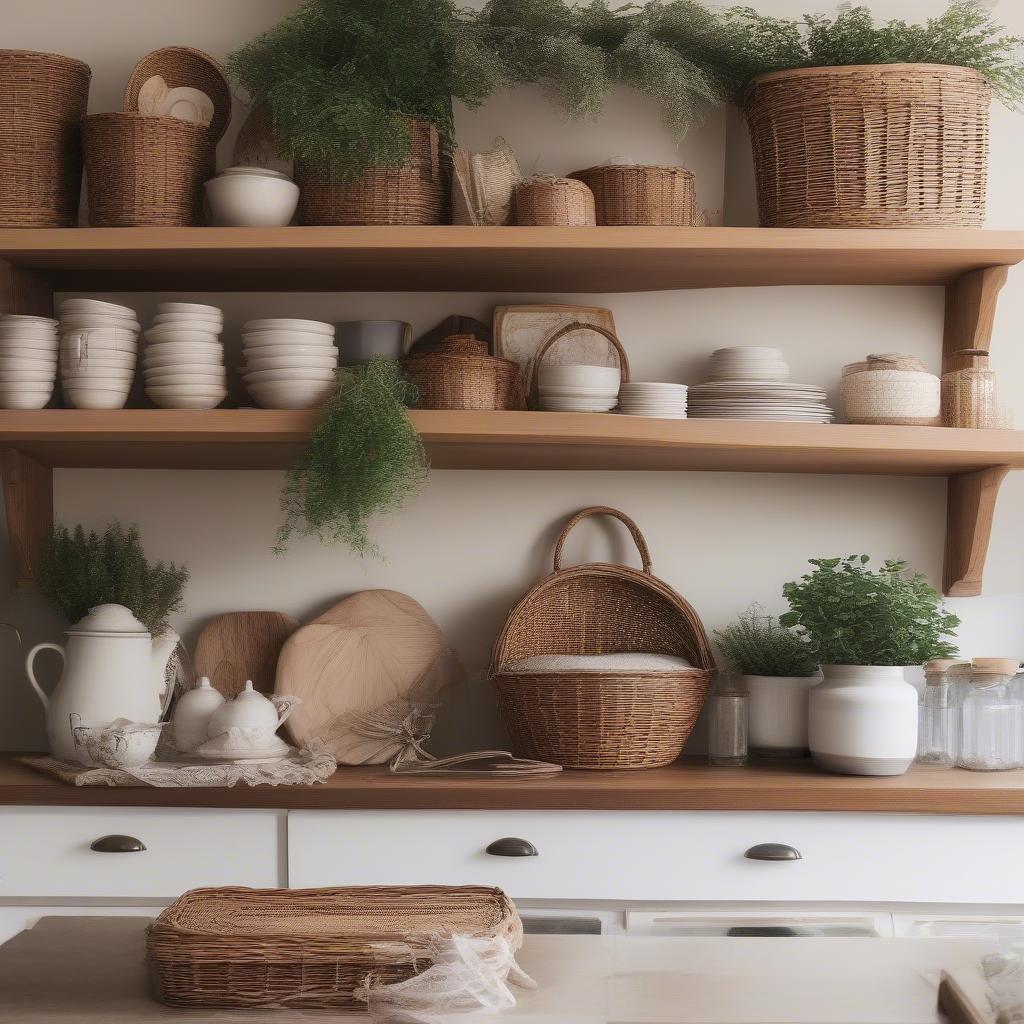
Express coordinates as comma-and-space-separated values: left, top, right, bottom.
2, 1, 1022, 754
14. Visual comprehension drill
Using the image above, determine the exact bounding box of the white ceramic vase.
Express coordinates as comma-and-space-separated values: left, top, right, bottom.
743, 673, 822, 756
808, 665, 918, 776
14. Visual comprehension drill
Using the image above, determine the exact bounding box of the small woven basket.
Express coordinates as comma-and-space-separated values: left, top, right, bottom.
491, 507, 715, 770
149, 885, 522, 1010
514, 175, 595, 226
405, 334, 521, 410
0, 50, 91, 227
295, 118, 443, 226
840, 353, 941, 425
569, 165, 696, 226
744, 63, 990, 228
529, 320, 630, 408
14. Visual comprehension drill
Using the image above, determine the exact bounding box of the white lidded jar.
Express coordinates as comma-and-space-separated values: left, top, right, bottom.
744, 672, 822, 757
808, 665, 918, 776
171, 676, 224, 753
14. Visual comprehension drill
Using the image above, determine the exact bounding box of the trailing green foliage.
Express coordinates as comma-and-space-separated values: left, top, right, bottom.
780, 555, 960, 667
277, 360, 427, 558
714, 603, 818, 677
40, 522, 189, 637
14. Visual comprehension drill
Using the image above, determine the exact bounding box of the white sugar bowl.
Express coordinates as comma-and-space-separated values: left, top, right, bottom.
171, 676, 224, 753
207, 679, 292, 738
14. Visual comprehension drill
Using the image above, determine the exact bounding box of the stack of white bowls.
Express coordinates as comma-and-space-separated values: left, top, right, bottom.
241, 319, 338, 409
536, 363, 620, 412
59, 299, 139, 410
143, 302, 227, 410
707, 346, 791, 381
0, 314, 59, 409
618, 382, 688, 418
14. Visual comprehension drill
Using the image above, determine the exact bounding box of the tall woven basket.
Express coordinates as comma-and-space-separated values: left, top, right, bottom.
570, 165, 696, 226
0, 51, 91, 227
491, 507, 715, 769
744, 64, 990, 228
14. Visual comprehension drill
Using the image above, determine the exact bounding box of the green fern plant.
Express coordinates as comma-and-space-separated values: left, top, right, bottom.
714, 603, 818, 677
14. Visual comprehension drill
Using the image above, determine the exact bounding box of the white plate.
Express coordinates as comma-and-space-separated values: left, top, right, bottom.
157, 301, 223, 317
243, 318, 333, 335
242, 332, 336, 349
59, 299, 135, 317
620, 382, 688, 391
156, 86, 214, 127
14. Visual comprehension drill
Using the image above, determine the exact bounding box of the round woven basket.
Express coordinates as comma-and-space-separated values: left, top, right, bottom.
295, 118, 443, 226
514, 175, 595, 226
0, 50, 91, 227
83, 113, 214, 226
744, 63, 990, 228
528, 320, 630, 408
491, 507, 715, 770
405, 334, 520, 410
569, 165, 696, 226
840, 354, 941, 425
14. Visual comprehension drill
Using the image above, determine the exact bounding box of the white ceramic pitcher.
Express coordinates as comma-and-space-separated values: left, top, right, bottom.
26, 604, 178, 762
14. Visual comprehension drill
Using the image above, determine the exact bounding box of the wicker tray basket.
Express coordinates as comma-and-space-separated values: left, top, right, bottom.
570, 164, 696, 226
491, 507, 715, 769
0, 50, 91, 227
405, 333, 521, 410
514, 175, 595, 226
149, 884, 522, 1010
744, 63, 990, 228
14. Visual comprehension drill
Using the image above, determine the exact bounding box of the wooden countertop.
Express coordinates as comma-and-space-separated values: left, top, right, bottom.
3, 757, 1024, 814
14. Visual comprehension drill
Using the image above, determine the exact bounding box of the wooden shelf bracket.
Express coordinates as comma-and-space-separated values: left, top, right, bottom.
944, 465, 1009, 597
943, 265, 1009, 370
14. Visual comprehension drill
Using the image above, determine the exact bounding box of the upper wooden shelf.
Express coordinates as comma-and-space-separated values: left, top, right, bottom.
1, 226, 1023, 292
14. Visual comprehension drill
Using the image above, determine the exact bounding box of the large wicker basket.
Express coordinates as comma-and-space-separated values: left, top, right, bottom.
570, 164, 696, 226
0, 51, 91, 227
405, 334, 521, 410
491, 507, 715, 769
744, 63, 990, 228
149, 884, 522, 1010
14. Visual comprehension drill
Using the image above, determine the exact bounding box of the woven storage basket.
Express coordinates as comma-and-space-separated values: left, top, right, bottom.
514, 175, 595, 226
149, 885, 521, 1010
744, 64, 990, 228
570, 164, 696, 226
491, 507, 715, 770
0, 50, 91, 227
840, 354, 941, 425
83, 113, 213, 226
529, 320, 630, 409
296, 118, 443, 226
405, 334, 521, 410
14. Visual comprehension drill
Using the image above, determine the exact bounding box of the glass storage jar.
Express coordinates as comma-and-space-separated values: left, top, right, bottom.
917, 659, 968, 769
958, 658, 1024, 771
708, 677, 748, 767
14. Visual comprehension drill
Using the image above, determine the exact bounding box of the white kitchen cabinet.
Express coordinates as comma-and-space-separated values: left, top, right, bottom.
0, 905, 165, 946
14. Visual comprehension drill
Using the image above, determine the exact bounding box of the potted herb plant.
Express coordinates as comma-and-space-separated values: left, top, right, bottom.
781, 556, 960, 777
714, 604, 820, 758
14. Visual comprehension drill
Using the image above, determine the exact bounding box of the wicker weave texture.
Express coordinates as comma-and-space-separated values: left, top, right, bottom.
491, 507, 715, 770
514, 176, 595, 226
83, 114, 213, 226
744, 64, 990, 228
405, 334, 521, 410
149, 885, 522, 1010
570, 165, 696, 226
0, 50, 90, 227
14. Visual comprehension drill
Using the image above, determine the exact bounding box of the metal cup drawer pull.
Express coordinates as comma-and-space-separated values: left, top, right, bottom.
744, 843, 802, 861
485, 837, 538, 857
90, 834, 147, 853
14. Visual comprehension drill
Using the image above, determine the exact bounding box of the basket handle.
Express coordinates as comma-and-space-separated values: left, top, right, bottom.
528, 321, 631, 395
553, 506, 652, 574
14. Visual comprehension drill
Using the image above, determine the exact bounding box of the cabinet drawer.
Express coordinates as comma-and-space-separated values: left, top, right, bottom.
288, 810, 1024, 904
0, 808, 284, 899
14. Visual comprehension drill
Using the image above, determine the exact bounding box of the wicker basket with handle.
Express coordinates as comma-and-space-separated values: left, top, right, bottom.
149, 884, 522, 1010
569, 164, 696, 226
491, 506, 715, 769
528, 320, 630, 409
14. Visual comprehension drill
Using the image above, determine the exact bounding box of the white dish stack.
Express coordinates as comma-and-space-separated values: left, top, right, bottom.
618, 382, 688, 418
536, 363, 620, 412
0, 314, 59, 409
143, 302, 227, 410
241, 319, 338, 409
59, 299, 140, 410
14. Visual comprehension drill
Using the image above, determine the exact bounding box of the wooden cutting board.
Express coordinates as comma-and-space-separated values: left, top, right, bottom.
193, 611, 300, 698
275, 590, 464, 764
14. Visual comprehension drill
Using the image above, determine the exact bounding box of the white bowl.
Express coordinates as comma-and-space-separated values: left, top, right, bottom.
148, 392, 225, 410
0, 369, 55, 383
147, 384, 227, 399
241, 330, 336, 348
61, 331, 138, 354
243, 366, 337, 384
0, 388, 53, 409
0, 336, 59, 353
0, 313, 58, 326
0, 322, 59, 338
0, 355, 58, 372
537, 364, 622, 389
143, 371, 226, 387
243, 318, 333, 336
219, 165, 291, 180
244, 353, 339, 371
63, 366, 135, 382
247, 379, 335, 409
59, 298, 136, 318
63, 386, 130, 410
65, 373, 133, 387
0, 351, 58, 366
241, 343, 337, 361
205, 173, 300, 228
144, 350, 223, 368
145, 340, 223, 357
150, 312, 223, 329
156, 301, 223, 317
144, 326, 221, 345
60, 313, 140, 331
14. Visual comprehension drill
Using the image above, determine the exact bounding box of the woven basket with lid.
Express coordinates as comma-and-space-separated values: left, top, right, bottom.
570, 164, 696, 226
514, 175, 595, 226
491, 507, 715, 769
405, 333, 521, 410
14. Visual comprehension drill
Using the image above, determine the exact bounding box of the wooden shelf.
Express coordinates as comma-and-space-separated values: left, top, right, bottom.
3, 757, 1024, 814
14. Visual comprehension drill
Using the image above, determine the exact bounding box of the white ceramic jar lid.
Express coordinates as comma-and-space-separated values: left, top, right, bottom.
71, 603, 150, 636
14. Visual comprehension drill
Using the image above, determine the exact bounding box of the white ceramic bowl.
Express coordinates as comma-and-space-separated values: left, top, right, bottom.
241, 343, 337, 361
0, 313, 58, 325
63, 386, 130, 410
0, 369, 54, 383
144, 327, 221, 345
156, 301, 223, 317
0, 351, 58, 366
241, 329, 336, 348
150, 313, 223, 329
244, 353, 339, 371
63, 366, 135, 382
144, 341, 224, 358
59, 298, 136, 318
59, 313, 140, 331
148, 392, 225, 410
247, 379, 335, 409
0, 387, 53, 410
0, 337, 60, 353
61, 331, 138, 354
147, 384, 227, 399
220, 165, 291, 180
243, 318, 333, 336
143, 371, 226, 387
0, 355, 58, 372
243, 366, 337, 384
144, 350, 223, 368
537, 363, 621, 389
205, 172, 300, 227
0, 322, 59, 339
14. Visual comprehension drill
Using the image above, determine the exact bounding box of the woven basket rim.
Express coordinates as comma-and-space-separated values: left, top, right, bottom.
83, 111, 212, 133
749, 62, 991, 89
496, 667, 713, 683
0, 48, 91, 73
406, 351, 517, 370
571, 164, 695, 178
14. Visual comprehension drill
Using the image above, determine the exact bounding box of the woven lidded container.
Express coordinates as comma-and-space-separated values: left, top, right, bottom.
149, 885, 522, 1010
514, 175, 595, 226
296, 118, 443, 226
744, 64, 990, 228
405, 334, 521, 410
570, 165, 696, 226
0, 50, 91, 227
491, 507, 716, 770
840, 353, 941, 426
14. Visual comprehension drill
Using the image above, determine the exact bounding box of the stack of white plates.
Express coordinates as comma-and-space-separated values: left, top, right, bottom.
707, 346, 790, 382
0, 314, 59, 409
241, 319, 338, 409
143, 302, 226, 410
537, 363, 620, 412
618, 382, 688, 418
688, 381, 833, 422
59, 299, 140, 410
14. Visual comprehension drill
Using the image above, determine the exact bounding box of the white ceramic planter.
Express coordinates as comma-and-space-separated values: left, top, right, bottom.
743, 673, 822, 756
808, 665, 918, 776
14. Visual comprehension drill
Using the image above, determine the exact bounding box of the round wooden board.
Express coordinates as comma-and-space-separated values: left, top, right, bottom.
194, 611, 300, 698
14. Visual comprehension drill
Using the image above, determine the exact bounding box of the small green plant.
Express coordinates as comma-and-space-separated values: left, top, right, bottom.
714, 603, 818, 677
40, 522, 188, 637
780, 555, 960, 667
277, 360, 427, 558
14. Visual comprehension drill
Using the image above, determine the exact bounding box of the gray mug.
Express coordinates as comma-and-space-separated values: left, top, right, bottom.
335, 320, 411, 365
